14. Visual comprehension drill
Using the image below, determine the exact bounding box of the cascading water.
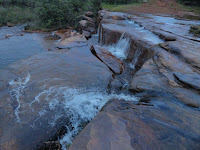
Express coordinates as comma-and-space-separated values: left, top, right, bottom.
130, 46, 143, 70
8, 72, 139, 150
102, 33, 131, 60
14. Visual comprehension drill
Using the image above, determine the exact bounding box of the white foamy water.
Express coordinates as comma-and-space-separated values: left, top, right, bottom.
30, 86, 138, 150
103, 33, 130, 60
130, 46, 143, 70
9, 72, 31, 122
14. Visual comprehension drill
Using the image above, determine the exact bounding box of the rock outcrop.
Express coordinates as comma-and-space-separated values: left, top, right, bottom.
69, 10, 200, 150
1, 10, 200, 150
79, 12, 97, 39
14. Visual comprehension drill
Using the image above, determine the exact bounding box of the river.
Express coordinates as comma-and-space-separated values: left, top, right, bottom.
0, 25, 138, 150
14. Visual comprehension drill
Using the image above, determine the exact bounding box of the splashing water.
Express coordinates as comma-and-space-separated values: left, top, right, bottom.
103, 33, 130, 60
130, 46, 143, 70
9, 72, 31, 122
30, 86, 138, 150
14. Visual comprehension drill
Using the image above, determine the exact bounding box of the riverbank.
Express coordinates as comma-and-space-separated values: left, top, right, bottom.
102, 0, 200, 19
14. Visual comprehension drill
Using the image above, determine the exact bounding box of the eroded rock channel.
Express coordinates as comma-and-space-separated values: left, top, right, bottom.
0, 10, 200, 150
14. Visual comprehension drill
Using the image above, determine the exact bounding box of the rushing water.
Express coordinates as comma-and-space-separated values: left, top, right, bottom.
102, 33, 131, 60
0, 25, 139, 150
0, 25, 57, 68
7, 71, 139, 150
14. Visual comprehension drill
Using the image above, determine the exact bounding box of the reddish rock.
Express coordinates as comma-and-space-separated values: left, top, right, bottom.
69, 98, 200, 150
70, 11, 200, 150
90, 45, 124, 75
56, 34, 87, 49
54, 29, 71, 39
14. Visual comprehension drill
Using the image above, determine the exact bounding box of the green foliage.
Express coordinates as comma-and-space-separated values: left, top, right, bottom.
0, 0, 102, 30
37, 1, 74, 29
0, 6, 36, 26
190, 25, 200, 35
179, 0, 200, 6
102, 0, 139, 4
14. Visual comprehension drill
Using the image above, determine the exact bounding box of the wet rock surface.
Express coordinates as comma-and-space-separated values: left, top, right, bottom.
90, 45, 124, 75
1, 10, 200, 150
69, 10, 200, 150
0, 45, 113, 150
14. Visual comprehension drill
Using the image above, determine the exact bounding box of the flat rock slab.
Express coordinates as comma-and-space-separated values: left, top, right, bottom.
0, 45, 112, 150
59, 35, 87, 45
70, 97, 200, 150
160, 40, 200, 68
174, 72, 200, 91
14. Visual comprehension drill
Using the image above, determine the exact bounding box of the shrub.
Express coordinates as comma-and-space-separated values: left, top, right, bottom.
102, 0, 139, 4
0, 0, 102, 30
179, 0, 200, 6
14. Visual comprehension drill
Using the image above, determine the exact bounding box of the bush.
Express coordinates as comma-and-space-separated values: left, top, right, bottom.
36, 2, 75, 29
0, 6, 36, 26
0, 0, 102, 30
36, 0, 101, 29
179, 0, 200, 6
190, 25, 200, 35
102, 0, 139, 4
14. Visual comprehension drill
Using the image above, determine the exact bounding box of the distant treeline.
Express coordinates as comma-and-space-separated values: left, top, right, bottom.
179, 0, 200, 6
0, 0, 101, 30
102, 0, 140, 4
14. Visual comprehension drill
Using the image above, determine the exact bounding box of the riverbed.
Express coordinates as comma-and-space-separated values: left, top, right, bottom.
0, 25, 57, 68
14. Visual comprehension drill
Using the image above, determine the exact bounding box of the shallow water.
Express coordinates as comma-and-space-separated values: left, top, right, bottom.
0, 28, 139, 150
0, 25, 57, 68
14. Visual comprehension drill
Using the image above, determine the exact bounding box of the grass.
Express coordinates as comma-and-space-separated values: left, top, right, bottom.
180, 5, 200, 15
102, 2, 141, 12
190, 25, 200, 35
0, 6, 37, 26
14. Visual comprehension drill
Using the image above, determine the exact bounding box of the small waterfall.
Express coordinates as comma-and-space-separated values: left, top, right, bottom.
28, 86, 138, 150
98, 24, 103, 45
130, 46, 143, 70
102, 33, 130, 60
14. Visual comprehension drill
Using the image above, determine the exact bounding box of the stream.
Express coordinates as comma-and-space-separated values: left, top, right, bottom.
1, 11, 200, 150
0, 25, 138, 150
